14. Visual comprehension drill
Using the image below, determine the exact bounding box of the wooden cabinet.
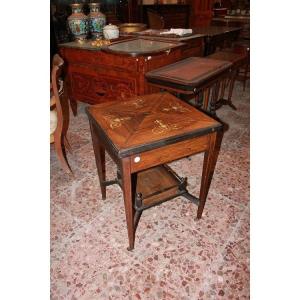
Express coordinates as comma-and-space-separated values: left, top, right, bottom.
189, 0, 214, 27
141, 4, 190, 28
59, 39, 184, 106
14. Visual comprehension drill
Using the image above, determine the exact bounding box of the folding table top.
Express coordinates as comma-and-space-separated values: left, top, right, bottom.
86, 92, 222, 157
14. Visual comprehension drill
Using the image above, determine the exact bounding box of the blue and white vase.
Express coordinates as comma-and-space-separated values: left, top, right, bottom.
88, 3, 106, 39
68, 3, 89, 41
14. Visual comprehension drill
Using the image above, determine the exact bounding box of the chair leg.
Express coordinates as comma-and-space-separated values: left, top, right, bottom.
54, 136, 72, 174
69, 97, 77, 117
243, 62, 249, 91
64, 135, 72, 154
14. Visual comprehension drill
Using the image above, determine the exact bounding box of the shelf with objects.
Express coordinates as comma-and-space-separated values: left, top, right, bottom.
50, 0, 140, 45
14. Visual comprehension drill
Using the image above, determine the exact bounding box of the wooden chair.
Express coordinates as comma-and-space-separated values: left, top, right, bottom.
50, 54, 72, 174
147, 9, 165, 29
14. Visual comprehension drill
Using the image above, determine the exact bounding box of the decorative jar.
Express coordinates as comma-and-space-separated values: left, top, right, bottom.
88, 2, 106, 38
103, 24, 119, 40
68, 3, 89, 41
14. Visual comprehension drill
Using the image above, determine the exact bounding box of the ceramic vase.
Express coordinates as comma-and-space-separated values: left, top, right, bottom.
68, 3, 89, 41
88, 3, 106, 39
103, 24, 119, 40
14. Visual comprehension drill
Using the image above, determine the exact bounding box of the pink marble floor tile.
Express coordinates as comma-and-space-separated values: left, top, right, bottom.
239, 129, 250, 148
168, 193, 246, 246
51, 230, 131, 299
71, 142, 117, 180
210, 165, 249, 206
65, 131, 90, 152
222, 207, 249, 263
50, 146, 75, 187
50, 203, 82, 248
85, 206, 221, 299
207, 208, 250, 299
223, 110, 249, 127
52, 175, 108, 224
211, 259, 250, 300
221, 127, 246, 150
216, 147, 249, 174
51, 224, 180, 300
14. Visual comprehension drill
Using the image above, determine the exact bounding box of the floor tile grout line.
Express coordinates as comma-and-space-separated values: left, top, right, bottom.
219, 201, 249, 255
195, 203, 249, 296
105, 189, 249, 258
51, 201, 90, 230
206, 202, 249, 271
105, 196, 248, 273
209, 190, 248, 210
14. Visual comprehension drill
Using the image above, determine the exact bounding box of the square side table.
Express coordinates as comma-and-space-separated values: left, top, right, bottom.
86, 92, 223, 250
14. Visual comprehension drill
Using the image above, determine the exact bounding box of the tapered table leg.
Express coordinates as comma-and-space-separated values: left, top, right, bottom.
90, 122, 107, 199
197, 132, 218, 219
121, 158, 136, 251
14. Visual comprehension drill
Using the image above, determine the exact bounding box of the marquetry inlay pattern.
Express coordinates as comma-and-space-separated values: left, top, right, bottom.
88, 92, 220, 152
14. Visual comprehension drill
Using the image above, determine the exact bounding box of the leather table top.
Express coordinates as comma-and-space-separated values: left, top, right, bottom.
146, 57, 232, 88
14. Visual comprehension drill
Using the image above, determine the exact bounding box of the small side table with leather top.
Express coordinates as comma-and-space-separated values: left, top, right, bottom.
145, 57, 232, 116
86, 92, 223, 250
207, 50, 247, 110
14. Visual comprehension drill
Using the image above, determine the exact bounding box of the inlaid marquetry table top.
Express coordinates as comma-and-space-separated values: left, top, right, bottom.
86, 92, 222, 158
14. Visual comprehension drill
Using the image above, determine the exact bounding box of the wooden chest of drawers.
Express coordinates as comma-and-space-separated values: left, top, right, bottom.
59, 38, 184, 107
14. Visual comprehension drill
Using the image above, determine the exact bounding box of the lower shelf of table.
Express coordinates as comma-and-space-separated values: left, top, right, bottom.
105, 164, 199, 212
135, 164, 199, 211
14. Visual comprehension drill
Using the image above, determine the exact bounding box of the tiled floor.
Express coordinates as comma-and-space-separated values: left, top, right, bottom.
51, 82, 250, 300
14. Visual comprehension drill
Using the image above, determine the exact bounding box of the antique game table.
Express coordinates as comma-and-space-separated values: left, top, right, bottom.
86, 92, 223, 250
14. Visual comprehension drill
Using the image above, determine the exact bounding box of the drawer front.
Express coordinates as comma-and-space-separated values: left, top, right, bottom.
71, 72, 137, 104
130, 135, 209, 173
